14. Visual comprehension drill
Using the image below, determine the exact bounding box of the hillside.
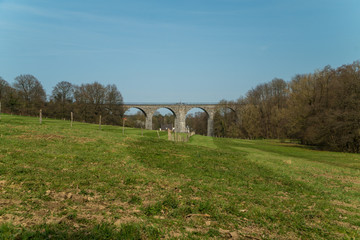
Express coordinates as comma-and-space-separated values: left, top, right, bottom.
0, 115, 359, 239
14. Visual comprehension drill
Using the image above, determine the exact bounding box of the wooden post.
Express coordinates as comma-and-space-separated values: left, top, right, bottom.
0, 101, 1, 120
39, 109, 42, 125
157, 130, 160, 138
141, 126, 143, 136
99, 115, 102, 130
71, 112, 73, 127
168, 129, 171, 141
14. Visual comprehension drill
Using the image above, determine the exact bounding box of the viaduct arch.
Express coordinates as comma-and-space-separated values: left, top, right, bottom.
123, 103, 238, 136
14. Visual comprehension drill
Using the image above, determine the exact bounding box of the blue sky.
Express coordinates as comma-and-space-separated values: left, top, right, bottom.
0, 0, 359, 103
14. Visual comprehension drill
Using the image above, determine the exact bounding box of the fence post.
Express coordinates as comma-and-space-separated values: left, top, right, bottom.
168, 129, 171, 141
71, 112, 73, 127
39, 109, 42, 125
99, 115, 102, 130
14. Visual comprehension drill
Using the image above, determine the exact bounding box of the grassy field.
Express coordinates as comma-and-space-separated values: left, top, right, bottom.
0, 114, 359, 239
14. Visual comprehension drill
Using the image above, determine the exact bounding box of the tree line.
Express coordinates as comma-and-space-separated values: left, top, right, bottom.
0, 74, 124, 125
201, 61, 360, 152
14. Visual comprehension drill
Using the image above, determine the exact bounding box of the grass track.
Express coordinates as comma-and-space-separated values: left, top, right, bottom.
0, 114, 359, 239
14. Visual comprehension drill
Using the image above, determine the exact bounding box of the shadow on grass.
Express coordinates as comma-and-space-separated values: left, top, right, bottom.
210, 136, 360, 170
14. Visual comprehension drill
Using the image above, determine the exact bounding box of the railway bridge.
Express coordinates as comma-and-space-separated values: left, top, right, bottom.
123, 103, 238, 137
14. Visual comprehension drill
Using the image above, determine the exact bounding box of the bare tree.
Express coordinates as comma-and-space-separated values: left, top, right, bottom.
0, 77, 9, 101
74, 82, 122, 123
186, 112, 207, 135
51, 81, 74, 119
104, 84, 124, 124
13, 74, 46, 115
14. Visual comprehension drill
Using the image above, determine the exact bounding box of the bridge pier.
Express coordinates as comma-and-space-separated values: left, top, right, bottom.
207, 112, 214, 137
145, 113, 153, 130
174, 106, 187, 133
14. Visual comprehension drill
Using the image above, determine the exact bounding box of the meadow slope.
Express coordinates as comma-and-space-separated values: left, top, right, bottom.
0, 115, 359, 239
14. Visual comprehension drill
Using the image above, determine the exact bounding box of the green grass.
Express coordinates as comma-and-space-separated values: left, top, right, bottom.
0, 114, 359, 239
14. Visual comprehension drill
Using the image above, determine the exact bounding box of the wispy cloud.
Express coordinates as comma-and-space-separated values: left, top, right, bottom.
0, 2, 62, 19
184, 10, 244, 16
0, 2, 186, 30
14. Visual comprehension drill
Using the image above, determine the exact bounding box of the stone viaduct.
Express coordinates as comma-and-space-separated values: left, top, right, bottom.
123, 103, 238, 137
